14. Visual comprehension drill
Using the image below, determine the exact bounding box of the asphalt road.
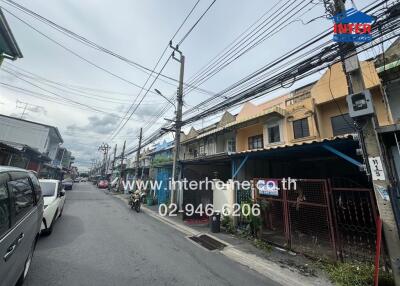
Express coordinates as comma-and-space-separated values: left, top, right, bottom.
25, 182, 279, 286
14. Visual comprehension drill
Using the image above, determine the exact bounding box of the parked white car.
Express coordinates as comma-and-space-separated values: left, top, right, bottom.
39, 179, 66, 235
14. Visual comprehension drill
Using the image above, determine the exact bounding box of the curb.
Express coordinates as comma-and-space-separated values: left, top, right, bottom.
112, 193, 323, 286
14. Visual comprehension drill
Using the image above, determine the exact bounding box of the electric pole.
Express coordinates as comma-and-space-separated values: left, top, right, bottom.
98, 143, 111, 176
135, 128, 143, 179
118, 140, 126, 193
170, 41, 185, 206
111, 144, 117, 175
331, 1, 400, 283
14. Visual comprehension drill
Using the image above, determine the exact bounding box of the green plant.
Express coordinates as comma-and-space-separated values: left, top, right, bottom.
253, 238, 272, 252
249, 212, 261, 238
324, 262, 394, 286
259, 200, 271, 212
221, 216, 236, 234
151, 156, 172, 166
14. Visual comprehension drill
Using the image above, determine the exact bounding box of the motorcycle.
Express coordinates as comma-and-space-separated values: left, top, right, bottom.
129, 190, 141, 213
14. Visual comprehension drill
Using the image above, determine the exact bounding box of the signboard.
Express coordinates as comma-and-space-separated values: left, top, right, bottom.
368, 157, 386, 181
331, 8, 373, 43
256, 179, 279, 196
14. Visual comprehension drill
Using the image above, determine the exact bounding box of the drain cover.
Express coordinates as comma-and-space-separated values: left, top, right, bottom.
189, 234, 227, 251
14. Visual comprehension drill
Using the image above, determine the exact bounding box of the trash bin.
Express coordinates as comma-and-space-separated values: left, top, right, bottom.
210, 212, 221, 233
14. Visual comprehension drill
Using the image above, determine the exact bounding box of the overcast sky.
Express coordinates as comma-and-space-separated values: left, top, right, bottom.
0, 0, 381, 170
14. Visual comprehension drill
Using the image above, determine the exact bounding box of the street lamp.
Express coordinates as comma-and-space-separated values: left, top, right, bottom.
154, 89, 176, 112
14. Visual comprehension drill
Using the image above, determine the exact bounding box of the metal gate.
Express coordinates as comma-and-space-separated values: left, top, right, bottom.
182, 181, 213, 220
330, 183, 378, 262
255, 178, 379, 262
255, 179, 337, 260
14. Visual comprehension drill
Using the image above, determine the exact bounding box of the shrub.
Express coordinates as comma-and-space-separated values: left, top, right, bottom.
325, 262, 394, 286
221, 216, 236, 234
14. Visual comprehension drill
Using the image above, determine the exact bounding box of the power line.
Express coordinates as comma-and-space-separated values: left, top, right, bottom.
137, 0, 317, 138
108, 0, 217, 141
0, 82, 167, 128
2, 65, 160, 105
0, 0, 214, 96
0, 6, 162, 95
178, 0, 217, 45
127, 0, 397, 154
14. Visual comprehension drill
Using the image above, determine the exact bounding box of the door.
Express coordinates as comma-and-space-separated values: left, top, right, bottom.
4, 172, 38, 286
0, 172, 14, 286
156, 168, 172, 204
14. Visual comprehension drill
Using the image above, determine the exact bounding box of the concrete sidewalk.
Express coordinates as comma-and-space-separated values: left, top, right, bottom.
111, 192, 332, 286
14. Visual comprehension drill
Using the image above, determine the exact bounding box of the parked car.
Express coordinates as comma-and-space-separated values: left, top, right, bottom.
97, 180, 109, 189
39, 179, 66, 235
62, 178, 73, 190
0, 167, 43, 286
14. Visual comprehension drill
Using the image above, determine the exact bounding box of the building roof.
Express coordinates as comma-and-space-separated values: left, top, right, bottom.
0, 114, 63, 143
0, 9, 22, 59
194, 105, 286, 140
148, 140, 174, 154
231, 134, 355, 156
0, 140, 51, 162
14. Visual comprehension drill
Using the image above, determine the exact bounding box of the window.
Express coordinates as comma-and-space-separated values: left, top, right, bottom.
8, 177, 34, 221
39, 181, 57, 197
29, 172, 41, 203
268, 125, 280, 143
0, 175, 10, 237
293, 118, 310, 139
331, 114, 354, 136
248, 135, 263, 150
199, 144, 205, 155
227, 138, 236, 152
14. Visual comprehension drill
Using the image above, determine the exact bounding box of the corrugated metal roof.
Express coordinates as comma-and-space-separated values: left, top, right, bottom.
231, 134, 354, 155
0, 140, 51, 161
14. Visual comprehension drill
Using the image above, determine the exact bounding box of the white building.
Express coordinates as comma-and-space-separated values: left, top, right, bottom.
0, 114, 63, 162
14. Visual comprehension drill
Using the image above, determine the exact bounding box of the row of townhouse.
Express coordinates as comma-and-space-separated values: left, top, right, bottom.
119, 40, 400, 263
179, 60, 386, 182
0, 114, 74, 179
174, 58, 397, 262
127, 41, 399, 262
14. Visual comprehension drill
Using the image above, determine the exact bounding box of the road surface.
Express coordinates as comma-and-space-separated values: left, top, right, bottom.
25, 182, 279, 286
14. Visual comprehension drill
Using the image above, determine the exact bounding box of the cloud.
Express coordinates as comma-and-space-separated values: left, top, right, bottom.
28, 105, 47, 115
66, 114, 119, 134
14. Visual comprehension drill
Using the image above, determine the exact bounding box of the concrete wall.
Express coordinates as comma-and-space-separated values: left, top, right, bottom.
212, 180, 235, 216
311, 61, 381, 105
236, 124, 263, 152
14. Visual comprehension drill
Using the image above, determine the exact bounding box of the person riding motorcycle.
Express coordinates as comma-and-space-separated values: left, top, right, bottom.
129, 189, 141, 212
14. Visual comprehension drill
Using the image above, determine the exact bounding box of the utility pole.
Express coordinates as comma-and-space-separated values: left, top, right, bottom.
331, 1, 400, 283
118, 140, 126, 193
98, 143, 111, 176
170, 41, 185, 206
135, 128, 143, 179
111, 144, 117, 175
